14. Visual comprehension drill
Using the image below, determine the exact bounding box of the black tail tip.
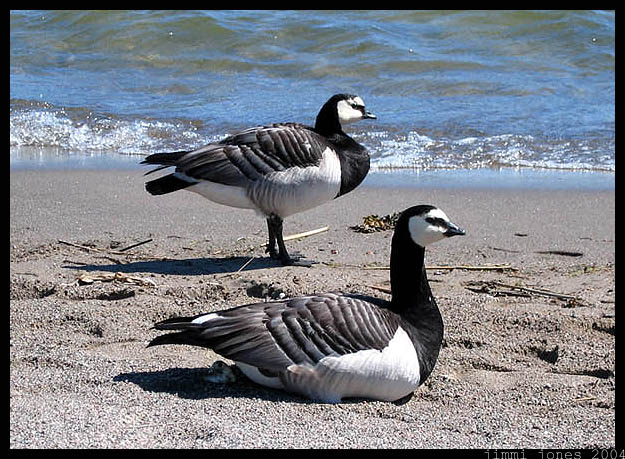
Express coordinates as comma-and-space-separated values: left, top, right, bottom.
145, 174, 192, 196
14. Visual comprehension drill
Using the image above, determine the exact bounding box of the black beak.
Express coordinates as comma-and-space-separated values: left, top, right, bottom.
444, 222, 466, 237
363, 111, 377, 120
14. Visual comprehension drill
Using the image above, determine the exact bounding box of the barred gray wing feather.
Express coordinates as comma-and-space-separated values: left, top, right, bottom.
145, 123, 332, 188
202, 123, 328, 180
150, 293, 401, 373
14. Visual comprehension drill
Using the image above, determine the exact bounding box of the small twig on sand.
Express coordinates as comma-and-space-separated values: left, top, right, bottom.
465, 282, 531, 298
62, 259, 88, 266
118, 238, 153, 252
59, 239, 152, 256
535, 250, 583, 257
255, 226, 329, 249
283, 226, 329, 242
465, 280, 588, 306
219, 256, 257, 279
366, 284, 392, 294
489, 246, 521, 253
495, 281, 583, 302
574, 396, 596, 402
235, 256, 256, 273
358, 264, 517, 272
427, 264, 517, 272
58, 240, 101, 252
61, 272, 157, 288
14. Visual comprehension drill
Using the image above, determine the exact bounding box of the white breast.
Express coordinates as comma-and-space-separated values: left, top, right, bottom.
247, 147, 342, 218
178, 148, 342, 218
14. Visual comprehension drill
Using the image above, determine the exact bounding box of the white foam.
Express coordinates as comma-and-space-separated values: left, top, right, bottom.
9, 108, 212, 154
10, 107, 615, 173
368, 131, 614, 172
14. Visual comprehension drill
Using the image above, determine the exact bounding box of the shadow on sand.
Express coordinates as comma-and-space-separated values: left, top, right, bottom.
62, 255, 281, 276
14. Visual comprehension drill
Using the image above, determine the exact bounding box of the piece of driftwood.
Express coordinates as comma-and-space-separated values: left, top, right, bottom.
59, 239, 180, 264
490, 245, 584, 258
360, 264, 517, 272
235, 256, 256, 273
283, 226, 329, 242
58, 239, 103, 252
489, 246, 521, 253
428, 264, 517, 272
58, 239, 152, 256
465, 281, 531, 298
535, 250, 583, 257
70, 272, 157, 287
118, 238, 153, 252
465, 280, 588, 307
366, 284, 392, 294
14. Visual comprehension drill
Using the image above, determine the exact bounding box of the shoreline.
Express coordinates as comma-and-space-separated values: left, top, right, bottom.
9, 147, 615, 192
10, 168, 615, 448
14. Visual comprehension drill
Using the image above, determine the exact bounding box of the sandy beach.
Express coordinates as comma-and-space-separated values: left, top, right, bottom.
10, 168, 614, 449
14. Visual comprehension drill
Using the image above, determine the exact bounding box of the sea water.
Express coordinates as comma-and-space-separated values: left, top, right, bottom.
10, 10, 614, 189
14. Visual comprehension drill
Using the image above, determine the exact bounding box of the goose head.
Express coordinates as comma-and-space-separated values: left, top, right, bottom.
402, 205, 466, 248
315, 93, 376, 135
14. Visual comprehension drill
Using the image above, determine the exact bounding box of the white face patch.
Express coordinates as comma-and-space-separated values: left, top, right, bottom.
408, 208, 451, 247
337, 98, 366, 124
351, 96, 365, 106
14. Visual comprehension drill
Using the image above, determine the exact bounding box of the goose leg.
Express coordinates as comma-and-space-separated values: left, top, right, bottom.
267, 215, 314, 267
265, 217, 279, 259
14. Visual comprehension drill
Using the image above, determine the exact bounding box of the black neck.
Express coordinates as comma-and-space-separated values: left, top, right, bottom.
336, 141, 370, 197
389, 225, 444, 383
390, 235, 432, 314
314, 105, 370, 197
314, 102, 344, 138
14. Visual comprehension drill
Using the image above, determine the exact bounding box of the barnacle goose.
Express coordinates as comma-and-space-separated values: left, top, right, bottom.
141, 94, 376, 266
148, 205, 465, 403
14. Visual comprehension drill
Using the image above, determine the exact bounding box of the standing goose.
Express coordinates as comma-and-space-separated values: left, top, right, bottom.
148, 205, 465, 403
141, 94, 376, 266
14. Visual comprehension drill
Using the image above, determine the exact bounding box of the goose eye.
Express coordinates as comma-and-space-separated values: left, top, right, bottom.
425, 217, 445, 226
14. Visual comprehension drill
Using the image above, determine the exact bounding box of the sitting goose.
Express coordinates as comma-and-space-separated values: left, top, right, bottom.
141, 94, 376, 266
148, 205, 465, 403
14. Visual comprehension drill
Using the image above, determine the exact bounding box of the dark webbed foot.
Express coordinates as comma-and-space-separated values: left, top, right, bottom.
265, 243, 280, 259
266, 215, 316, 267
279, 252, 317, 267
